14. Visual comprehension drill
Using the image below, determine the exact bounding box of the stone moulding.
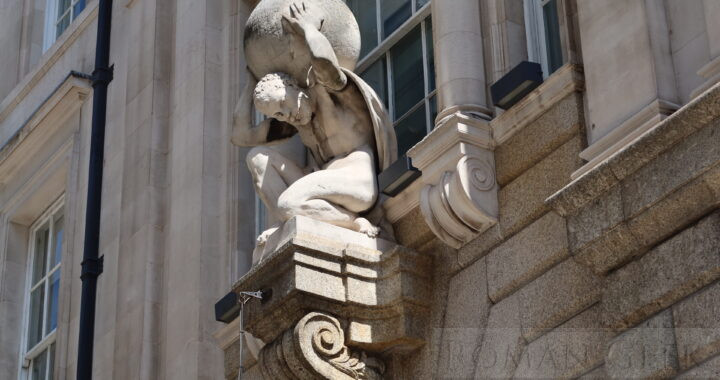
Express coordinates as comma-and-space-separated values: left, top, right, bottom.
547, 81, 720, 217
231, 216, 432, 378
546, 81, 720, 274
259, 312, 385, 380
407, 111, 499, 248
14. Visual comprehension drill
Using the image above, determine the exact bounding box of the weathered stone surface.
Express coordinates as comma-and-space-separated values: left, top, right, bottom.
394, 206, 436, 251
496, 93, 583, 186
672, 281, 720, 369
547, 161, 619, 218
621, 121, 720, 220
235, 216, 433, 352
487, 212, 569, 302
513, 305, 611, 379
547, 81, 720, 219
573, 221, 641, 275
578, 365, 608, 379
605, 310, 679, 379
457, 223, 504, 268
676, 353, 720, 379
499, 137, 582, 237
567, 186, 623, 253
437, 258, 490, 379
603, 212, 720, 331
518, 258, 602, 342
626, 173, 718, 250
566, 129, 720, 275
473, 293, 525, 379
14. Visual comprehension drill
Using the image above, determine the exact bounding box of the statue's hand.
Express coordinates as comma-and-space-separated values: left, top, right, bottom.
282, 2, 324, 37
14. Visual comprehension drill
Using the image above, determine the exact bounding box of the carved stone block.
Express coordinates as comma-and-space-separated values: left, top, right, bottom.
233, 216, 432, 356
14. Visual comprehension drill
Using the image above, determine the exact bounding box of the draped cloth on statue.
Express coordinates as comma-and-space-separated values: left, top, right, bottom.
342, 68, 397, 172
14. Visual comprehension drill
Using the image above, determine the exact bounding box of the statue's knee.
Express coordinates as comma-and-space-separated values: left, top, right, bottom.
277, 193, 300, 220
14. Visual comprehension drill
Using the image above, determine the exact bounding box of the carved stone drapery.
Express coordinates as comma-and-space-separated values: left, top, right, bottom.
408, 111, 499, 248
259, 312, 385, 380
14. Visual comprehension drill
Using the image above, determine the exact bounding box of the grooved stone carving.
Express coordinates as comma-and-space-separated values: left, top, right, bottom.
409, 111, 499, 248
259, 312, 385, 379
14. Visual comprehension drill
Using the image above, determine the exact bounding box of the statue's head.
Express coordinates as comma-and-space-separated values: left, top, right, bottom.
254, 72, 313, 126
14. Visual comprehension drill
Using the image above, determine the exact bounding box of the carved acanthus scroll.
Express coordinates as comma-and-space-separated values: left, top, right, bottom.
258, 312, 385, 380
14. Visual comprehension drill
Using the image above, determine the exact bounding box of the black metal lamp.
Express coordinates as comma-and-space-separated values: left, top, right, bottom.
378, 155, 422, 197
215, 291, 240, 323
490, 61, 544, 110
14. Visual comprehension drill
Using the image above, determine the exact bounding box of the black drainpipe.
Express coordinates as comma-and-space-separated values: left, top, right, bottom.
77, 0, 113, 379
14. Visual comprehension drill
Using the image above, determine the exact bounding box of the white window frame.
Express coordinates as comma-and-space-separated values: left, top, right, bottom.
17, 196, 64, 380
42, 0, 86, 52
354, 1, 435, 147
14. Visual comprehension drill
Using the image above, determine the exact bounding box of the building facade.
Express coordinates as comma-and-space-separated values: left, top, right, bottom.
0, 0, 719, 379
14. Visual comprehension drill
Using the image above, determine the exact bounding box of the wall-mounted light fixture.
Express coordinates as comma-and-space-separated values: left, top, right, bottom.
378, 155, 422, 197
490, 61, 543, 110
215, 291, 240, 323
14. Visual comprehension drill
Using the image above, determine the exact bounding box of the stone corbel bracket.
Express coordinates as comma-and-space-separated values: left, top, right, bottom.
408, 111, 498, 248
232, 216, 432, 378
259, 312, 385, 380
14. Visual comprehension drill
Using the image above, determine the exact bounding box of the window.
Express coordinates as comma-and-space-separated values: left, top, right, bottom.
19, 199, 64, 380
43, 0, 87, 51
347, 0, 435, 156
524, 0, 564, 77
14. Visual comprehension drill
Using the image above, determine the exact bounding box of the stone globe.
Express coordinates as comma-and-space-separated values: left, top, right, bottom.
243, 0, 361, 85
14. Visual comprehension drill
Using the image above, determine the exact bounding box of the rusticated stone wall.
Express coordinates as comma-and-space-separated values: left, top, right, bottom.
392, 80, 720, 379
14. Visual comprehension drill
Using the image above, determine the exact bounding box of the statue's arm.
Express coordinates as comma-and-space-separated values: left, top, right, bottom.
282, 2, 347, 91
231, 74, 297, 146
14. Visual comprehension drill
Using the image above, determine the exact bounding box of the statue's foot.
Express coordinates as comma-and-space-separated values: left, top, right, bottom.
257, 224, 281, 246
354, 217, 380, 238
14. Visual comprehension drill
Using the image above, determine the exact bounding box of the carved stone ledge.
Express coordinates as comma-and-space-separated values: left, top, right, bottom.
231, 216, 432, 376
407, 111, 499, 248
259, 312, 385, 380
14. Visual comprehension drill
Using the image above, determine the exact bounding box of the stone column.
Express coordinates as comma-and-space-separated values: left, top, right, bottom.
575, 0, 679, 177
410, 0, 498, 249
691, 0, 720, 98
431, 0, 492, 121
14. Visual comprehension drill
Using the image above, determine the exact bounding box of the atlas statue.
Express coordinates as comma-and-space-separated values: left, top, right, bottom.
232, 0, 397, 248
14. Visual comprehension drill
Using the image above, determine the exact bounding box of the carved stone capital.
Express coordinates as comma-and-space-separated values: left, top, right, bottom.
259, 312, 385, 380
408, 111, 499, 248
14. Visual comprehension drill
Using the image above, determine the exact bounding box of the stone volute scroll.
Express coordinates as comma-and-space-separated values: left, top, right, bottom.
227, 1, 430, 379
259, 312, 385, 379
409, 111, 499, 249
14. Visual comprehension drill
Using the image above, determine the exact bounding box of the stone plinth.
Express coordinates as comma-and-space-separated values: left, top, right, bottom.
232, 216, 432, 358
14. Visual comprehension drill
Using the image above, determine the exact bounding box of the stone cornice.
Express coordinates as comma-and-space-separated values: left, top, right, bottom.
0, 75, 90, 175
547, 80, 720, 217
0, 1, 98, 124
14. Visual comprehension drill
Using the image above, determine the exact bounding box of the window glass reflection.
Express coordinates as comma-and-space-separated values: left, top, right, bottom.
395, 105, 427, 156
425, 19, 435, 92
382, 0, 412, 38
391, 26, 424, 119
360, 59, 388, 108
543, 0, 563, 74
346, 0, 378, 57
27, 286, 45, 350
